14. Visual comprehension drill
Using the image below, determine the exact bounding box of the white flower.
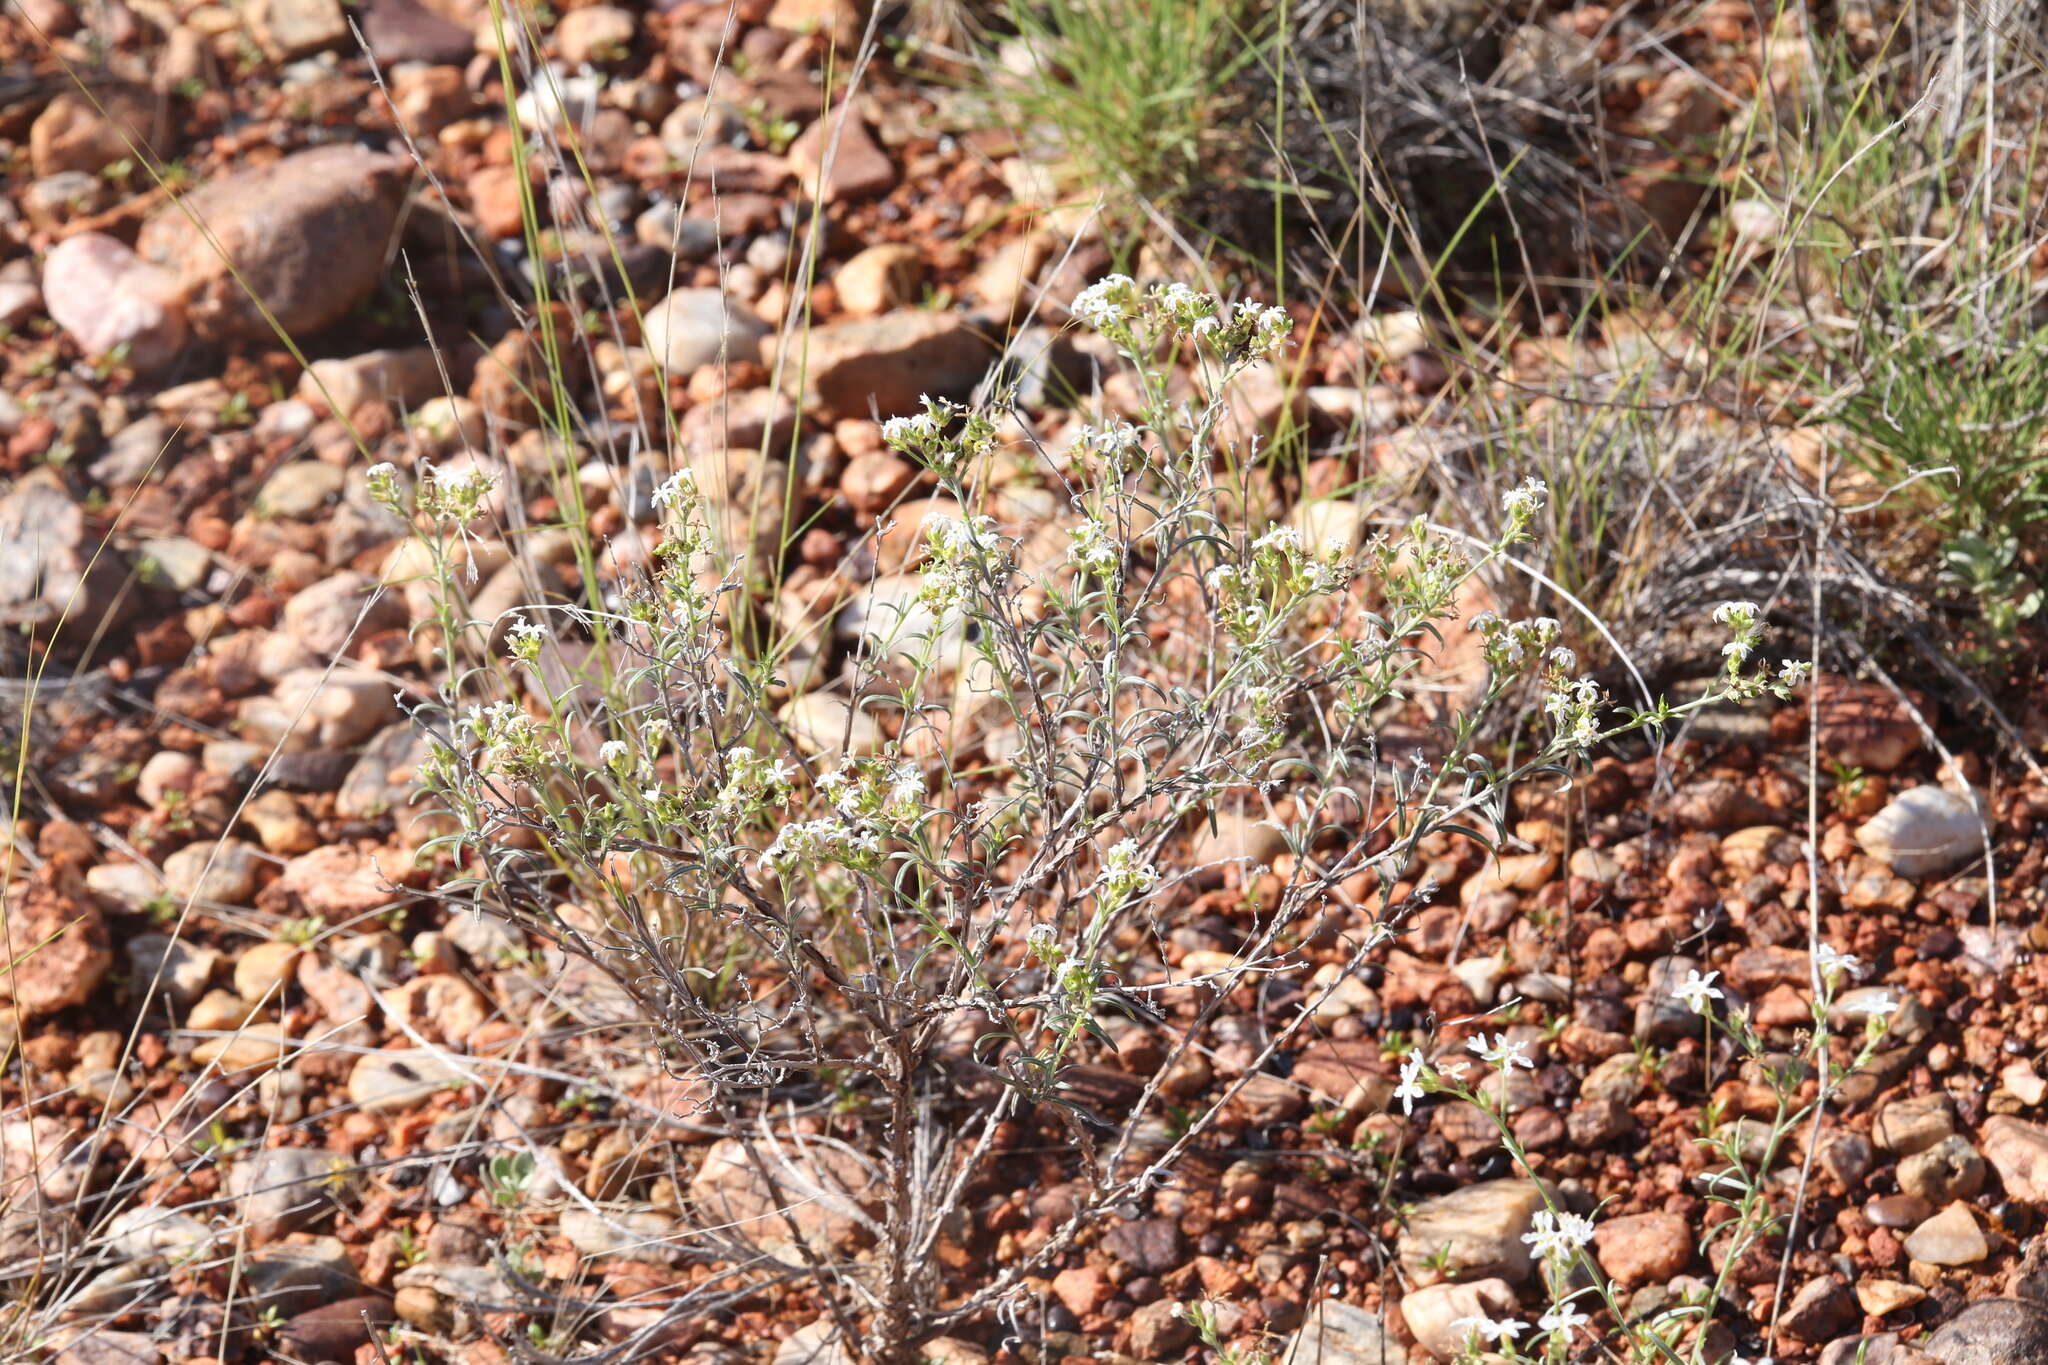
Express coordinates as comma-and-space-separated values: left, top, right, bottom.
1099, 838, 1159, 897
1814, 944, 1863, 984
1863, 994, 1900, 1018
1466, 1032, 1534, 1069
1067, 518, 1121, 577
1452, 1316, 1527, 1346
1394, 1049, 1429, 1114
1538, 1305, 1590, 1334
1778, 659, 1814, 689
1675, 969, 1723, 1014
1713, 601, 1760, 625
1072, 274, 1135, 330
1501, 477, 1548, 520
1522, 1209, 1597, 1260
652, 469, 698, 509
597, 740, 630, 768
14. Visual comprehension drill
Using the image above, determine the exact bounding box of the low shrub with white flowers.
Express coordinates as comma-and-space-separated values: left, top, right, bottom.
382, 275, 1802, 1365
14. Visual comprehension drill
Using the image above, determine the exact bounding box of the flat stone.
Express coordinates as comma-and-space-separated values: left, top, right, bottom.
1901, 1203, 1986, 1266
1279, 1300, 1410, 1365
1982, 1116, 2048, 1203
1925, 1298, 2048, 1365
1857, 785, 1983, 878
788, 309, 993, 419
347, 1049, 465, 1112
1396, 1179, 1547, 1285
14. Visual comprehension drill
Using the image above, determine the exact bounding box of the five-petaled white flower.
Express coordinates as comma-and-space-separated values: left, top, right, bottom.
1393, 1049, 1429, 1114
1452, 1316, 1528, 1346
1676, 969, 1723, 1014
1814, 944, 1863, 984
1521, 1208, 1597, 1260
1538, 1305, 1591, 1334
1501, 477, 1548, 520
1466, 1032, 1535, 1070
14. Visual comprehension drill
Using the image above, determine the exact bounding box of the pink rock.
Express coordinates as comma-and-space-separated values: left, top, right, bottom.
41, 232, 189, 372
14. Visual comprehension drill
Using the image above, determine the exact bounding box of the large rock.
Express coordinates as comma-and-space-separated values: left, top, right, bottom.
251, 0, 348, 57
0, 868, 112, 1019
30, 88, 160, 178
1400, 1279, 1517, 1359
41, 233, 188, 372
789, 310, 994, 419
1279, 1300, 1410, 1365
1857, 784, 1982, 878
227, 1147, 350, 1243
0, 472, 135, 638
1593, 1210, 1691, 1286
1925, 1298, 2048, 1365
136, 145, 409, 343
1396, 1179, 1547, 1285
1982, 1116, 2048, 1204
639, 288, 769, 375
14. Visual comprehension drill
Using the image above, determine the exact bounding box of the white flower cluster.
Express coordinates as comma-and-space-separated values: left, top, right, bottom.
764, 816, 883, 873
460, 698, 546, 776
1501, 476, 1547, 525
919, 513, 1004, 612
1096, 837, 1160, 901
1250, 523, 1352, 597
1070, 275, 1291, 358
415, 460, 496, 526
713, 744, 797, 818
880, 395, 996, 478
1066, 517, 1121, 578
1076, 420, 1146, 474
1711, 600, 1814, 700
1469, 613, 1562, 674
505, 616, 548, 664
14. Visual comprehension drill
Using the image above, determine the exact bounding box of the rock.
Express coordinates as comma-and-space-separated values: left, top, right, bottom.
297, 348, 445, 420
277, 1297, 395, 1364
839, 451, 917, 514
1051, 1265, 1111, 1318
773, 1320, 852, 1365
234, 942, 302, 1002
1100, 1217, 1185, 1275
162, 839, 262, 907
787, 106, 897, 201
1857, 785, 1983, 877
243, 1235, 357, 1310
1399, 1278, 1517, 1359
136, 145, 409, 343
1396, 1179, 1546, 1285
1128, 1299, 1196, 1355
1190, 806, 1288, 872
2, 1115, 93, 1203
1593, 1210, 1692, 1287
1897, 1136, 1986, 1204
1983, 1116, 2048, 1203
1669, 777, 1779, 830
105, 1203, 215, 1260
383, 974, 489, 1045
269, 846, 402, 920
554, 4, 634, 64
192, 1025, 290, 1073
1902, 1203, 1986, 1266
0, 472, 137, 635
1858, 1280, 1927, 1316
1874, 1094, 1954, 1155
1781, 1277, 1859, 1342
361, 0, 473, 62
283, 571, 410, 657
639, 288, 769, 375
686, 1137, 875, 1256
227, 1147, 349, 1243
1635, 954, 1709, 1044
48, 1329, 161, 1365
779, 693, 882, 757
125, 934, 219, 1007
1279, 1300, 1409, 1365
242, 789, 319, 854
251, 0, 347, 57
346, 1049, 465, 1112
558, 1206, 682, 1259
791, 310, 993, 419
138, 538, 211, 592
241, 668, 400, 754
0, 871, 112, 1019
31, 89, 158, 177
834, 244, 925, 316
1924, 1298, 2048, 1365
1815, 677, 1923, 773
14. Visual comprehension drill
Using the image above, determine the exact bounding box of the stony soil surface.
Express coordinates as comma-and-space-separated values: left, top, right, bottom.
3, 2, 2046, 1365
